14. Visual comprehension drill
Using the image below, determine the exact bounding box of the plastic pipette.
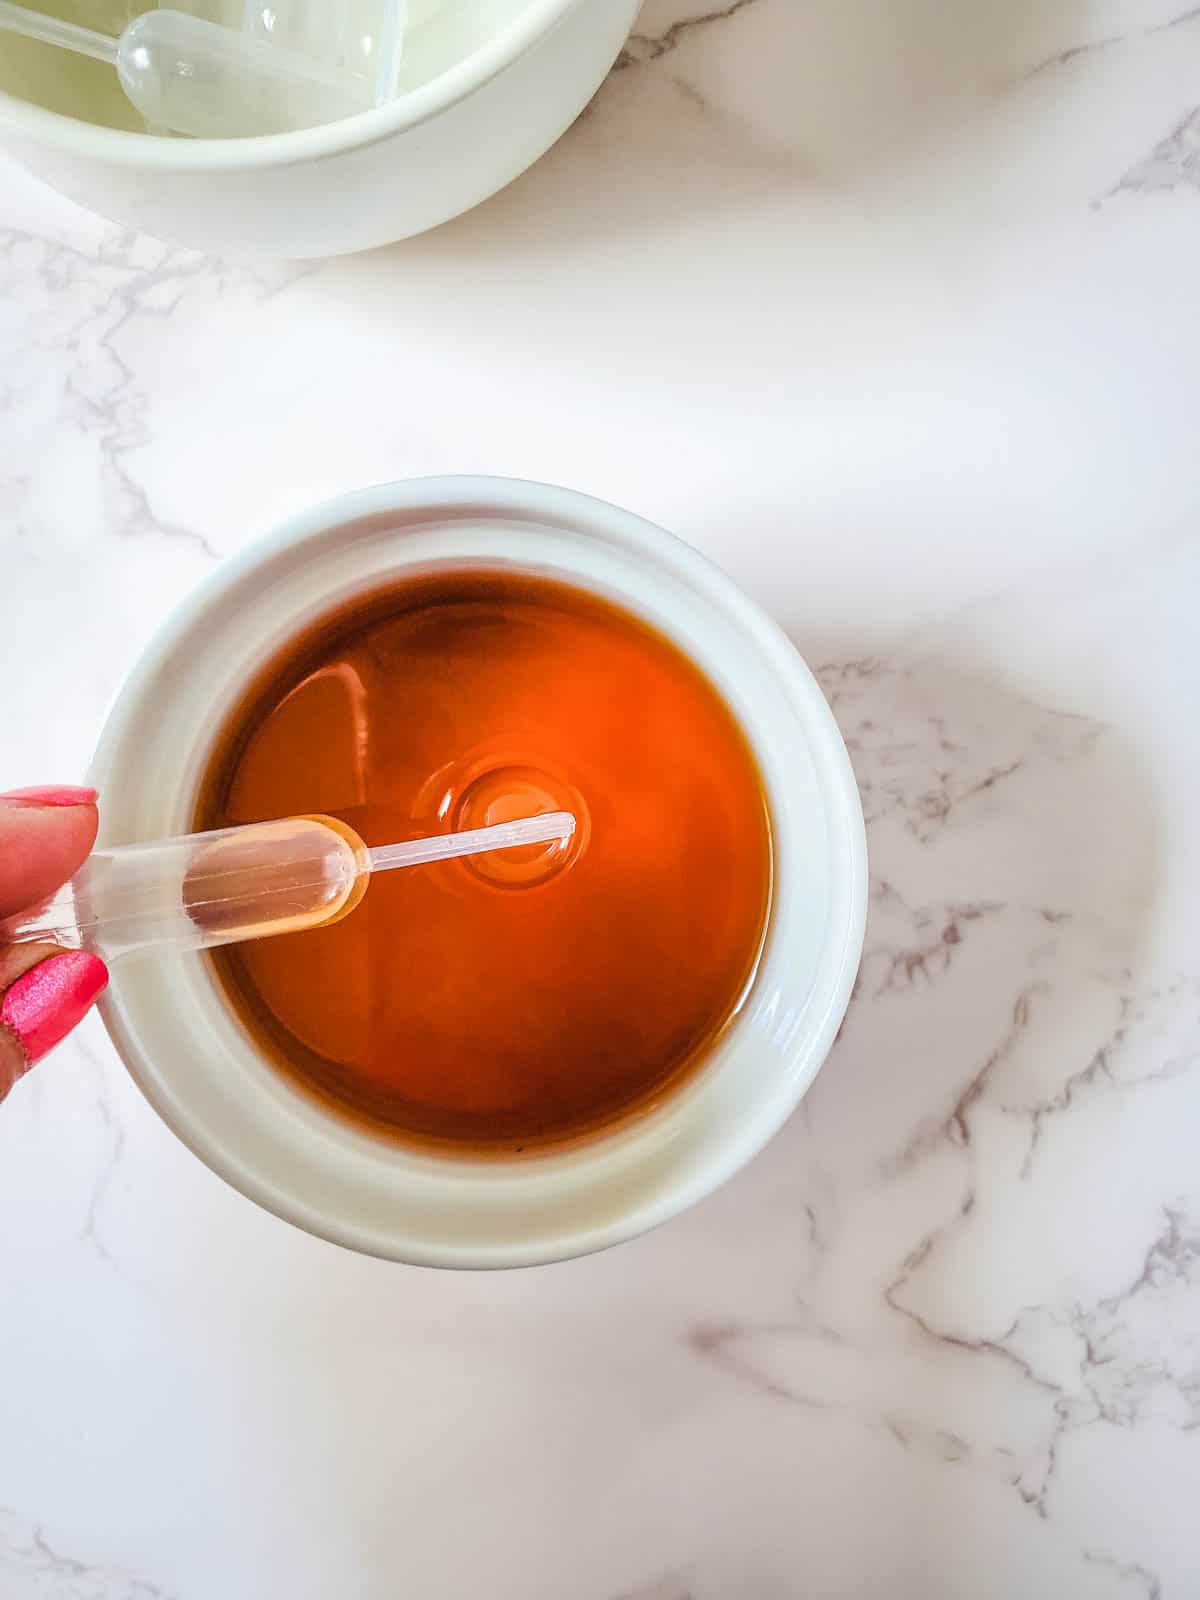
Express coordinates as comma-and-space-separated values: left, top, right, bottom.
3, 811, 576, 964
0, 1, 401, 136
242, 0, 408, 102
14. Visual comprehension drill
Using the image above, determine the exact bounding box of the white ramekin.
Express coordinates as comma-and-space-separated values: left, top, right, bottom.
0, 0, 639, 256
89, 478, 867, 1267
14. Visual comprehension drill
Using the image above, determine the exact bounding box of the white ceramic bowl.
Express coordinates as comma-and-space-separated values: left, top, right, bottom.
0, 0, 639, 256
90, 478, 867, 1267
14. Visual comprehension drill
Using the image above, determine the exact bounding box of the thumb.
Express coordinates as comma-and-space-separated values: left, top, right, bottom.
0, 786, 100, 917
0, 788, 107, 1101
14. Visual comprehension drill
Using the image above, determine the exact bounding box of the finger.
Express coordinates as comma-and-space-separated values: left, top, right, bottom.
0, 940, 67, 993
0, 787, 99, 918
0, 946, 109, 1102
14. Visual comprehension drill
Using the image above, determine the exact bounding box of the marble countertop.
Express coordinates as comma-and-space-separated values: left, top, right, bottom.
3, 1, 1200, 1595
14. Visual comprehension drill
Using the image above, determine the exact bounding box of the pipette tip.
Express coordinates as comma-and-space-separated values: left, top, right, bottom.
366, 811, 576, 874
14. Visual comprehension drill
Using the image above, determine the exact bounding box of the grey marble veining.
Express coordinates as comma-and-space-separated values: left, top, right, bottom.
2, 1, 1200, 1595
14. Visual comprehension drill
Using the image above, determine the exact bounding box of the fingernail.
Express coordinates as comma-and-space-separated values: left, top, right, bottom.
0, 951, 108, 1071
0, 786, 98, 808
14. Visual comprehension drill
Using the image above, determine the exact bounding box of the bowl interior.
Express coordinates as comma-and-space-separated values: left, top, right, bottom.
0, 0, 540, 133
90, 480, 866, 1265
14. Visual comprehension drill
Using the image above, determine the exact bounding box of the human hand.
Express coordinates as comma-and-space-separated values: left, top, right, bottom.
0, 788, 108, 1103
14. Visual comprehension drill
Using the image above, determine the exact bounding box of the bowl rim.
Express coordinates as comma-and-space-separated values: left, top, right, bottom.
0, 0, 582, 171
91, 475, 869, 1267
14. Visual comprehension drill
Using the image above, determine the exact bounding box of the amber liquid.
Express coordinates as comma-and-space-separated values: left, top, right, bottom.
197, 572, 772, 1152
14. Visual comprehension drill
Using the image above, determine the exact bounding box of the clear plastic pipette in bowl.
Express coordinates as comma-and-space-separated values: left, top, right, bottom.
0, 2, 402, 136
2, 811, 576, 965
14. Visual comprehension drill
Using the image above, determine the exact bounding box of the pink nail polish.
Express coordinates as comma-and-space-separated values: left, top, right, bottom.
0, 952, 108, 1070
0, 785, 98, 808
